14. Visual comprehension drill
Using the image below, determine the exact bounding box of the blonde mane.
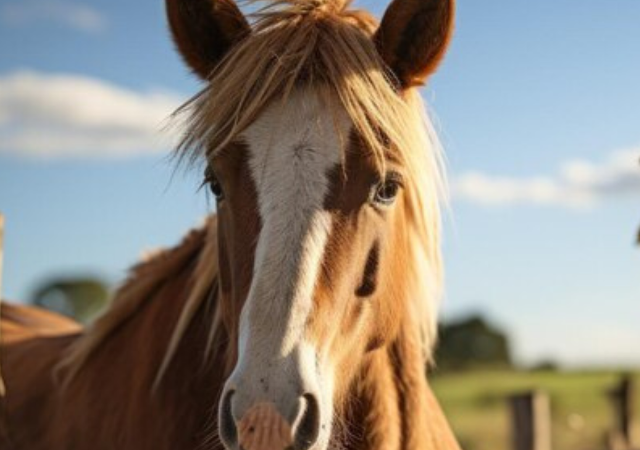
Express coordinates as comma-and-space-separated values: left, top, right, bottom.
59, 217, 221, 386
61, 0, 445, 385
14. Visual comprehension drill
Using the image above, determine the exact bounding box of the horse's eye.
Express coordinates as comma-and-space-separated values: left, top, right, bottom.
372, 175, 402, 206
208, 174, 224, 201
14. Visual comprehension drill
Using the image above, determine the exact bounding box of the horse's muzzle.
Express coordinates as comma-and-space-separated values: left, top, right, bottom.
219, 388, 322, 450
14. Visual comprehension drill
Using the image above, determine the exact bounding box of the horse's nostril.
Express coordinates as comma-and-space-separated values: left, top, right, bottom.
219, 389, 237, 448
294, 393, 321, 450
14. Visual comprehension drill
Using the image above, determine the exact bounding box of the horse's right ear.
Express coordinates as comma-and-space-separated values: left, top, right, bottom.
166, 0, 250, 80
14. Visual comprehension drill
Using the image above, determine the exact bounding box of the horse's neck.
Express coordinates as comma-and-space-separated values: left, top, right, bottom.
347, 317, 460, 450
56, 257, 226, 449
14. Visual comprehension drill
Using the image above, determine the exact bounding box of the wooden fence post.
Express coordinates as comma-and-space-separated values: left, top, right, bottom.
608, 374, 638, 450
510, 390, 552, 450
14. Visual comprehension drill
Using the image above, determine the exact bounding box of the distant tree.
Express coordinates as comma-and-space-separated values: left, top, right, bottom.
435, 314, 513, 371
529, 359, 559, 372
30, 277, 110, 324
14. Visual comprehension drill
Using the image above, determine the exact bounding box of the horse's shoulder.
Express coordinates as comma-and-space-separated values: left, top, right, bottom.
0, 303, 80, 450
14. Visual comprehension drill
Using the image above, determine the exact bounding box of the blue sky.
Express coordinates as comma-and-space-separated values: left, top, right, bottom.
0, 0, 638, 367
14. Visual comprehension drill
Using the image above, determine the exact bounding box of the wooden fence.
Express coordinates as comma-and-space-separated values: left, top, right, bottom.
510, 376, 638, 450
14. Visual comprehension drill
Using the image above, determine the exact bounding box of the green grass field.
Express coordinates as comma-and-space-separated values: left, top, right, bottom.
431, 370, 639, 450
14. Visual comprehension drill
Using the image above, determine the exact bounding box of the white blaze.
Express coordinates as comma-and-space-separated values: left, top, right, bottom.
227, 89, 350, 432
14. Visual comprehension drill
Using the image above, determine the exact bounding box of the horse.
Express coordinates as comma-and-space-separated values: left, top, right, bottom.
0, 0, 460, 448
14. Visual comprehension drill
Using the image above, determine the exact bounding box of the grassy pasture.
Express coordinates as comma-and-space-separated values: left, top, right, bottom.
431, 370, 640, 450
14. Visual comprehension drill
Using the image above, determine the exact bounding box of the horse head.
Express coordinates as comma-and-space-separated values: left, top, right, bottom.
166, 0, 454, 448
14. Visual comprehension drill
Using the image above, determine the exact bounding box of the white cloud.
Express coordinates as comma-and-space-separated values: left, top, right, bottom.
0, 71, 185, 159
1, 0, 107, 34
452, 149, 640, 209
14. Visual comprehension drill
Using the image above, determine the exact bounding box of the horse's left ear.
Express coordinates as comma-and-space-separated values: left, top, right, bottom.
374, 0, 455, 88
166, 0, 250, 80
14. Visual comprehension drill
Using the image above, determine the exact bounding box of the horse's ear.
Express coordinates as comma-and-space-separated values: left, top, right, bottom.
374, 0, 455, 88
166, 0, 250, 80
